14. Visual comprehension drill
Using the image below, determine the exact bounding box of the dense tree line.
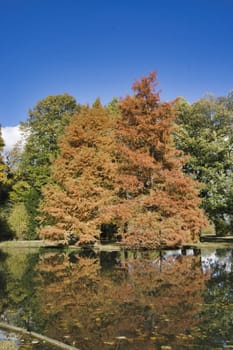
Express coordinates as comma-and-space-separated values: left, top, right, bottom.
0, 129, 15, 240
0, 71, 232, 247
175, 94, 233, 235
5, 94, 78, 239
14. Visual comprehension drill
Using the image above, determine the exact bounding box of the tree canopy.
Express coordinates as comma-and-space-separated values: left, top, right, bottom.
5, 71, 233, 244
106, 72, 208, 247
175, 93, 233, 234
39, 73, 208, 248
19, 94, 78, 190
0, 127, 6, 186
39, 101, 119, 244
7, 94, 78, 238
0, 127, 14, 240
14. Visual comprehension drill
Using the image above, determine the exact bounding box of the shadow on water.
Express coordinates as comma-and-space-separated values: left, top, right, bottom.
1, 247, 233, 349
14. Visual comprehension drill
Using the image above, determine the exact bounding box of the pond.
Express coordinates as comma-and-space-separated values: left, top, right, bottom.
0, 246, 233, 349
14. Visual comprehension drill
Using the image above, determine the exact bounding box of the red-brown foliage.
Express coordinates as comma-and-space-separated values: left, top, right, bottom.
39, 102, 119, 244
35, 251, 209, 349
106, 71, 209, 247
39, 72, 209, 247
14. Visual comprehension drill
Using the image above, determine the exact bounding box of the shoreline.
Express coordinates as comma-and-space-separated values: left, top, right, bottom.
1, 238, 233, 251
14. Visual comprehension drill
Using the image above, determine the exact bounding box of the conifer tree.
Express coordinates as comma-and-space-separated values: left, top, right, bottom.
39, 101, 119, 244
107, 72, 209, 247
39, 73, 209, 248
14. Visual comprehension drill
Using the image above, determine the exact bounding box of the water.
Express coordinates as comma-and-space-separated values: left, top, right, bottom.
0, 246, 233, 349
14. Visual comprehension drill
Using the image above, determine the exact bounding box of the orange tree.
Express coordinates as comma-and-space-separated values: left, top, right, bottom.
38, 100, 119, 244
39, 73, 209, 248
106, 72, 209, 248
34, 250, 208, 350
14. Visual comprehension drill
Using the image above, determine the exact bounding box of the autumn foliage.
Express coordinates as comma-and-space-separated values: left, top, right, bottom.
39, 100, 119, 244
39, 72, 208, 247
35, 250, 209, 349
104, 72, 208, 247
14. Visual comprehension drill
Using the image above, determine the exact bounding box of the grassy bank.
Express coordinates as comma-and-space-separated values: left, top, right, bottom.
1, 239, 233, 251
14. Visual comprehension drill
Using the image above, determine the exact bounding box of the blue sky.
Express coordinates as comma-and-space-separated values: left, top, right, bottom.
0, 0, 233, 127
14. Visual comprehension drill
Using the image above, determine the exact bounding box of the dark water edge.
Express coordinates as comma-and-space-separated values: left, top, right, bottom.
1, 246, 233, 349
2, 237, 233, 250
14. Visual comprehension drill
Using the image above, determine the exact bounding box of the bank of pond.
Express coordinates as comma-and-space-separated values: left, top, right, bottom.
1, 245, 233, 349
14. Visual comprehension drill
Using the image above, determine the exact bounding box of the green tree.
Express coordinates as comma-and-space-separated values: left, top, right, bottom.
175, 94, 233, 234
106, 97, 120, 115
19, 94, 78, 190
10, 94, 78, 238
0, 126, 7, 186
0, 127, 14, 240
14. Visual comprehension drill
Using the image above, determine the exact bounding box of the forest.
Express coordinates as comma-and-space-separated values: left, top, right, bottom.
0, 72, 232, 248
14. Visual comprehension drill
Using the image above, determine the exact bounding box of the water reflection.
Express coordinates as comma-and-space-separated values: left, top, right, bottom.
1, 247, 233, 349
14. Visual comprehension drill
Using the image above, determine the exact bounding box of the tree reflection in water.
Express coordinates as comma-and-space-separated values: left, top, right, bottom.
2, 248, 233, 349
196, 249, 233, 349
35, 249, 208, 349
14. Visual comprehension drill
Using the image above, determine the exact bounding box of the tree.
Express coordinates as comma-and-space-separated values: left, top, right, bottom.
106, 97, 120, 115
35, 249, 208, 349
0, 127, 14, 240
0, 125, 7, 187
19, 94, 78, 190
38, 100, 119, 244
106, 72, 209, 248
9, 94, 77, 238
39, 73, 208, 248
175, 94, 233, 234
192, 249, 233, 347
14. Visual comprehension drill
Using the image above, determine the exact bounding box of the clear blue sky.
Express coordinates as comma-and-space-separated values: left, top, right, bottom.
0, 0, 233, 126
